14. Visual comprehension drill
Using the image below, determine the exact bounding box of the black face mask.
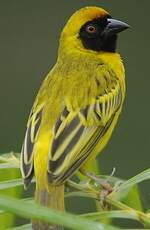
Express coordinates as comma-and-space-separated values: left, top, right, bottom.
79, 15, 129, 52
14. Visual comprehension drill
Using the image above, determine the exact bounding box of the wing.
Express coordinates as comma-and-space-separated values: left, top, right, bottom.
20, 104, 44, 189
48, 79, 122, 185
20, 73, 51, 189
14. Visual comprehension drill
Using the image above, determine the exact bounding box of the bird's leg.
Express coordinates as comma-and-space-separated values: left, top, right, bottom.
86, 169, 115, 209
99, 188, 110, 209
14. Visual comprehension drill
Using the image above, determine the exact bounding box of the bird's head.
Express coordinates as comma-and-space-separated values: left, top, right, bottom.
60, 6, 130, 53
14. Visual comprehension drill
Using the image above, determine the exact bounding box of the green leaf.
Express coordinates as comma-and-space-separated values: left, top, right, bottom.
0, 179, 23, 190
81, 210, 140, 221
0, 209, 4, 214
0, 195, 118, 230
0, 152, 20, 167
123, 185, 143, 211
7, 224, 32, 230
0, 178, 35, 190
0, 198, 34, 216
65, 191, 97, 199
110, 168, 150, 200
0, 163, 23, 229
0, 163, 18, 170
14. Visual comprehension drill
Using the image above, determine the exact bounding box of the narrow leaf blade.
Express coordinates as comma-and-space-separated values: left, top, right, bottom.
0, 195, 118, 230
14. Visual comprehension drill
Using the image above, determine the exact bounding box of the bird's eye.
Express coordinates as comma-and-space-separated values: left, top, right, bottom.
86, 25, 97, 33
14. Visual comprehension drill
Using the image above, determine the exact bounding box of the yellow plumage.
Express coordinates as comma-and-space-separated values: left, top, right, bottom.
20, 6, 129, 229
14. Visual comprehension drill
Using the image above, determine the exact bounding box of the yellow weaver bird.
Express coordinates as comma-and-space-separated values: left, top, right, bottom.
21, 6, 129, 229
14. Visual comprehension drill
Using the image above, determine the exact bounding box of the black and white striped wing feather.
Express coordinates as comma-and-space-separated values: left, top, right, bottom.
48, 80, 122, 185
20, 105, 43, 188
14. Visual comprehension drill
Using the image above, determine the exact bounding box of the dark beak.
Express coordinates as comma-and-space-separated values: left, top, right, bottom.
103, 18, 130, 37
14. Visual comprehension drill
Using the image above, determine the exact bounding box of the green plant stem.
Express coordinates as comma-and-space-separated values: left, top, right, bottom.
67, 180, 150, 227
106, 195, 150, 226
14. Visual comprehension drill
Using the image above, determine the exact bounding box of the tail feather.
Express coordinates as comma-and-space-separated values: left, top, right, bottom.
32, 185, 64, 230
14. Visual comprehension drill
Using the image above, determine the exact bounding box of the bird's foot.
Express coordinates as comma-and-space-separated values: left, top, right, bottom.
86, 168, 115, 209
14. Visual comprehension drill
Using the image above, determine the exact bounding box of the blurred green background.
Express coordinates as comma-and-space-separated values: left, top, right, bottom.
0, 0, 149, 224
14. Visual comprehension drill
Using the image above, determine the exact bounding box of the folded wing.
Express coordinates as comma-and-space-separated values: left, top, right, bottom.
20, 104, 44, 188
48, 80, 122, 184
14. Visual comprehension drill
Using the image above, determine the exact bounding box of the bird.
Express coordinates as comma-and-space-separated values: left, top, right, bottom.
20, 6, 129, 230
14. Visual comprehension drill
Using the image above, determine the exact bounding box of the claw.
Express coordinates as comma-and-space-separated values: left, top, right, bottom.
86, 170, 115, 209
100, 189, 109, 209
